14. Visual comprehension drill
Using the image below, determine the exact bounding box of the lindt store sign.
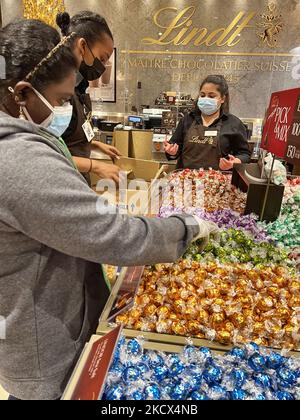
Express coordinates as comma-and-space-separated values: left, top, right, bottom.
142, 3, 284, 49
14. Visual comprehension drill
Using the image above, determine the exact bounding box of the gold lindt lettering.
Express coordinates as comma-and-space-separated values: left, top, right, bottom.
215, 12, 247, 46
193, 29, 209, 46
141, 7, 257, 47
178, 28, 206, 46
205, 28, 228, 46
221, 12, 256, 47
142, 6, 196, 45
173, 20, 193, 45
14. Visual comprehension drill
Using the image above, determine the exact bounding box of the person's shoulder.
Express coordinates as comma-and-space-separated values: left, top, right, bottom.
224, 113, 245, 127
188, 107, 199, 118
182, 109, 198, 123
0, 130, 62, 168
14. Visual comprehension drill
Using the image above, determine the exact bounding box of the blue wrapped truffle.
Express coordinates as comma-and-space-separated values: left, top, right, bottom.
169, 360, 186, 377
144, 383, 161, 400
153, 365, 169, 381
127, 338, 143, 356
277, 367, 297, 388
230, 389, 248, 400
127, 390, 144, 400
122, 366, 141, 383
230, 369, 248, 388
189, 391, 210, 400
254, 373, 274, 389
169, 381, 189, 400
203, 365, 223, 385
275, 391, 295, 401
209, 385, 229, 400
248, 353, 267, 373
266, 352, 286, 370
105, 383, 126, 400
228, 347, 247, 361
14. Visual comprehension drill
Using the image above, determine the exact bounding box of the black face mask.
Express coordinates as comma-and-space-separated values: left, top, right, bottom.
79, 43, 106, 81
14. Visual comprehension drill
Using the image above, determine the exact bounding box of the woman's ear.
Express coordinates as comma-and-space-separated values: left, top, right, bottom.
12, 81, 33, 106
73, 38, 86, 66
77, 38, 87, 57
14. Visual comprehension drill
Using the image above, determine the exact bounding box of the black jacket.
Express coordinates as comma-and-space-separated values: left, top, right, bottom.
167, 109, 251, 164
62, 86, 93, 186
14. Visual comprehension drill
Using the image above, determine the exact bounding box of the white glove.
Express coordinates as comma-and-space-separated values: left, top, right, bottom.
191, 216, 220, 248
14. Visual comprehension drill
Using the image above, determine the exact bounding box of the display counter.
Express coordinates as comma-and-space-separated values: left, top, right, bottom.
97, 169, 300, 353
64, 168, 299, 400
64, 324, 300, 400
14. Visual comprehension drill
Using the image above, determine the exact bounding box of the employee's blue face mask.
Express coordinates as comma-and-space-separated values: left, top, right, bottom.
197, 97, 221, 116
22, 88, 73, 138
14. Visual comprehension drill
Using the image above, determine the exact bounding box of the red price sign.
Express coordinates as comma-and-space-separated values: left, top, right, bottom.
70, 326, 123, 400
286, 93, 300, 165
262, 88, 300, 164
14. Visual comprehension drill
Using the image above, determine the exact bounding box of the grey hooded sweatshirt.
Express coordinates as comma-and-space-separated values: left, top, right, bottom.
0, 112, 199, 400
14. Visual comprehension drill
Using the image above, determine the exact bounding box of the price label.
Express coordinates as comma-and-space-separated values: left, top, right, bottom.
285, 93, 300, 165
262, 88, 300, 163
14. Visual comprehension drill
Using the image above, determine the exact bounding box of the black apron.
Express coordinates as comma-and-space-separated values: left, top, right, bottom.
62, 91, 93, 186
177, 120, 223, 170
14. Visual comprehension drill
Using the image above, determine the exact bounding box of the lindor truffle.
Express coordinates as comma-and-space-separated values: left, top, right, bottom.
116, 261, 300, 350
104, 337, 300, 400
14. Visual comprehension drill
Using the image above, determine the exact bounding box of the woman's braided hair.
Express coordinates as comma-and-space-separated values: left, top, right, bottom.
0, 19, 77, 100
56, 11, 113, 45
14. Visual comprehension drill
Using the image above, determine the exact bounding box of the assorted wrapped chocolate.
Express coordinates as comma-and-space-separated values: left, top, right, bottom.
160, 169, 247, 214
103, 337, 300, 400
116, 261, 300, 350
116, 170, 300, 356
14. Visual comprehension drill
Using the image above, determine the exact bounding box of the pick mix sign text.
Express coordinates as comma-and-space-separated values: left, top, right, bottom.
262, 88, 300, 165
274, 106, 291, 143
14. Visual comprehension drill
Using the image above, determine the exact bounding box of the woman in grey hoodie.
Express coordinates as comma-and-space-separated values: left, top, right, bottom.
0, 19, 218, 400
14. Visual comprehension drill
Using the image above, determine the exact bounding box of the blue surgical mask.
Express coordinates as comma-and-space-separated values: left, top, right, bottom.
22, 88, 73, 138
197, 97, 221, 116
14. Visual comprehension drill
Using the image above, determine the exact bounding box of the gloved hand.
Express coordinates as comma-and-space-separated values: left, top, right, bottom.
191, 216, 220, 250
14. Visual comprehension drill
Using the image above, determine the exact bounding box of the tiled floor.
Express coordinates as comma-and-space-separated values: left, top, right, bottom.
0, 385, 8, 400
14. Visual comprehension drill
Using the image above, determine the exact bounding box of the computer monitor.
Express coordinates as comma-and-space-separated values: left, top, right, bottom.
144, 116, 162, 129
128, 115, 144, 124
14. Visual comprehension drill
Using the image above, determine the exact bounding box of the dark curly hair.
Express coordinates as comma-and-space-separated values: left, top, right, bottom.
56, 11, 113, 45
0, 19, 77, 99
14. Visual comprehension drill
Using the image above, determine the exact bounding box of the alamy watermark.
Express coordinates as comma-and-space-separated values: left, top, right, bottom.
292, 56, 300, 81
0, 316, 6, 340
95, 171, 204, 225
0, 55, 6, 80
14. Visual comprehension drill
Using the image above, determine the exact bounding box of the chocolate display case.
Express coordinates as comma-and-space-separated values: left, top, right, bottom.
64, 327, 300, 400
98, 265, 300, 358
98, 169, 299, 356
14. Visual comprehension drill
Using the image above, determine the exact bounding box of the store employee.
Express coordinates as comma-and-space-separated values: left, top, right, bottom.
56, 11, 121, 186
164, 75, 251, 170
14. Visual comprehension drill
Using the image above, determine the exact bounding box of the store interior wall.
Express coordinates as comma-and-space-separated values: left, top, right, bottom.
0, 0, 22, 25
1, 0, 300, 118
